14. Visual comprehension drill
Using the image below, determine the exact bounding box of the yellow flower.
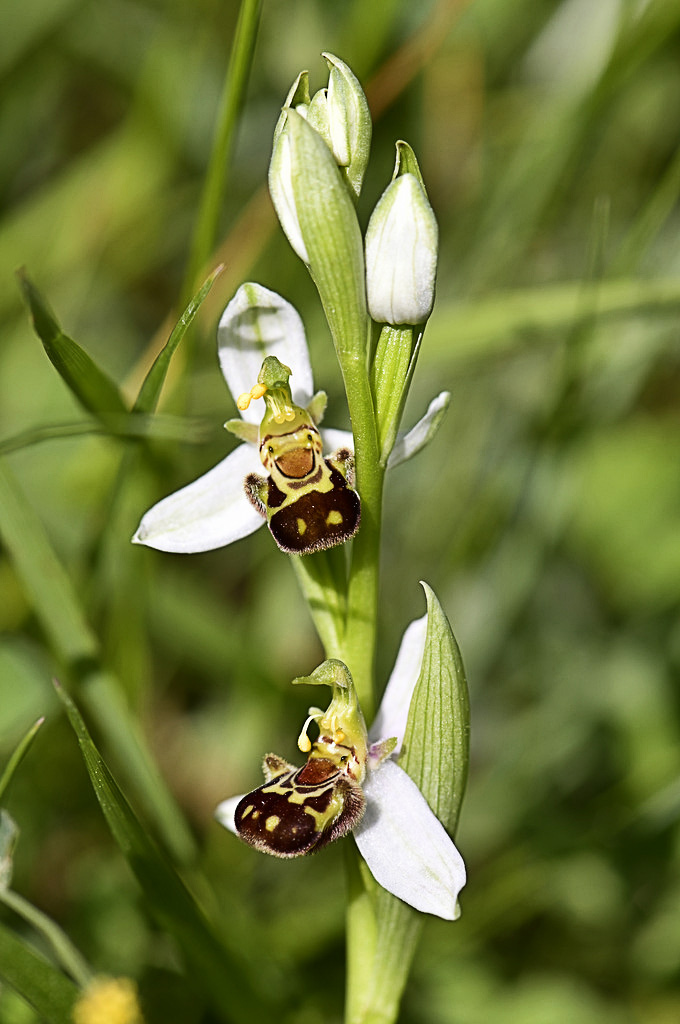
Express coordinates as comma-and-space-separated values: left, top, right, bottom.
72, 977, 143, 1024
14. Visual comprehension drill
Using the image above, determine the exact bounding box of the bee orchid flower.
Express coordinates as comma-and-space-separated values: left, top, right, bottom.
133, 282, 450, 555
132, 282, 352, 554
215, 613, 466, 920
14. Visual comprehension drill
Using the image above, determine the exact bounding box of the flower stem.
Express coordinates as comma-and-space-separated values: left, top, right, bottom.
338, 348, 383, 722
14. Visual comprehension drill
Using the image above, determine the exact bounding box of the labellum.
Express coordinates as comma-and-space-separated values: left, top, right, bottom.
239, 357, 360, 554
234, 752, 365, 857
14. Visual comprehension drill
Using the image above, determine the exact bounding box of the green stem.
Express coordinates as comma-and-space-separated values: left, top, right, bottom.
182, 0, 263, 303
338, 350, 384, 722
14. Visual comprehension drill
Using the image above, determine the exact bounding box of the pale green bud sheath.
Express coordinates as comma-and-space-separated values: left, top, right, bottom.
365, 153, 438, 326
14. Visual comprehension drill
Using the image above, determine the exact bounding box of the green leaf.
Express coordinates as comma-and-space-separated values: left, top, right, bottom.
133, 265, 223, 415
0, 458, 195, 865
16, 269, 128, 420
0, 458, 99, 665
0, 415, 212, 457
0, 920, 79, 1024
400, 582, 470, 833
425, 278, 680, 367
55, 683, 270, 1023
392, 139, 426, 192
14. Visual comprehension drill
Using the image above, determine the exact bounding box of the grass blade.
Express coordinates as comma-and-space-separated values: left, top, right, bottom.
16, 269, 128, 420
0, 458, 195, 864
134, 264, 223, 415
0, 718, 45, 804
0, 920, 79, 1024
55, 682, 269, 1023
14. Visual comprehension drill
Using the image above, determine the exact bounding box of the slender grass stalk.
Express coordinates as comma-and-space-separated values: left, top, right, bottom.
183, 0, 263, 304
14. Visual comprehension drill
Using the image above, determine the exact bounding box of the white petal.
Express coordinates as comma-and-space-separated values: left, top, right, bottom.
132, 444, 264, 553
388, 392, 450, 469
218, 283, 314, 423
369, 616, 427, 752
355, 761, 465, 919
214, 795, 243, 834
320, 427, 354, 454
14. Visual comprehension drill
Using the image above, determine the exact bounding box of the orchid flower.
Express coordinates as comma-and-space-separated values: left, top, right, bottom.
132, 282, 450, 555
215, 612, 466, 920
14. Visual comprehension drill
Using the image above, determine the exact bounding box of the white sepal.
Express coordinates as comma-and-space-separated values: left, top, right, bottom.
218, 283, 314, 422
355, 760, 465, 920
369, 615, 427, 754
132, 444, 264, 553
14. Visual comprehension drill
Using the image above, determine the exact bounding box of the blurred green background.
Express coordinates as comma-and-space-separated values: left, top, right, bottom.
1, 0, 680, 1021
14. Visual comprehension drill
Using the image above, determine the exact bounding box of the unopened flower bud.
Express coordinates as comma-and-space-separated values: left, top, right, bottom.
323, 52, 371, 197
365, 172, 438, 325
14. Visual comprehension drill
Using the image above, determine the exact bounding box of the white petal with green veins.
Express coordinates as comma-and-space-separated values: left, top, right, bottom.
218, 283, 314, 422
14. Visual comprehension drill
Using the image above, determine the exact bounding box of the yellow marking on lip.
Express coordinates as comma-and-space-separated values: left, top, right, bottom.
326, 510, 343, 526
241, 804, 254, 818
297, 518, 307, 535
265, 815, 280, 832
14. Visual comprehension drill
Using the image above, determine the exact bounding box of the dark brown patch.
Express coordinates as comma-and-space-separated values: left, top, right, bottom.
234, 757, 364, 858
269, 472, 361, 554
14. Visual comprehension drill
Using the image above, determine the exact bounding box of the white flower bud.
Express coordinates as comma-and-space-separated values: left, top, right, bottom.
323, 53, 371, 197
365, 173, 438, 325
